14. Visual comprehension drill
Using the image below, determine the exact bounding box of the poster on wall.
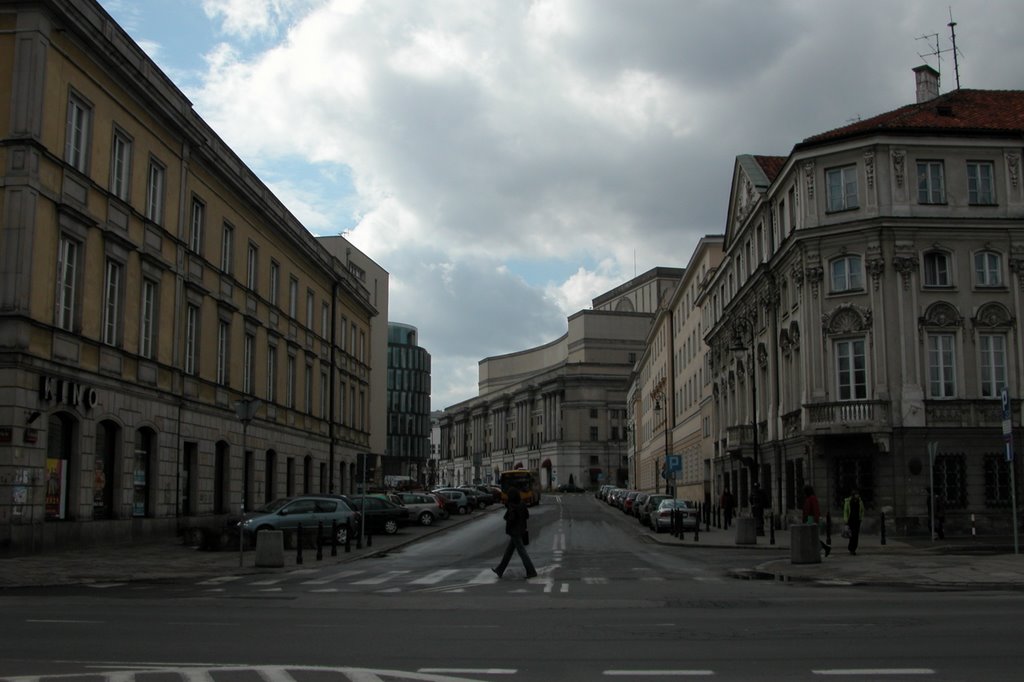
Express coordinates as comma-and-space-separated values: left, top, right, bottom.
45, 458, 66, 519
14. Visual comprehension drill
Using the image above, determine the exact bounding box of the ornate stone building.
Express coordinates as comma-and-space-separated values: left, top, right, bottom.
705, 67, 1023, 534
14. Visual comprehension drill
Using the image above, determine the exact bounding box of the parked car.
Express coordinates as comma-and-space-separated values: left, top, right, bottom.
622, 490, 641, 515
633, 492, 650, 518
345, 495, 410, 535
237, 495, 360, 547
459, 485, 493, 508
433, 489, 471, 515
388, 491, 448, 526
637, 494, 671, 526
596, 484, 614, 500
650, 499, 699, 533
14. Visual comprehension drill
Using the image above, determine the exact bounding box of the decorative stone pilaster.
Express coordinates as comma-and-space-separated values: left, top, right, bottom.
891, 150, 906, 188
892, 255, 918, 291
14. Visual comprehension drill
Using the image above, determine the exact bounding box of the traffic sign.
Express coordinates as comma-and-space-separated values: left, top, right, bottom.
667, 455, 682, 472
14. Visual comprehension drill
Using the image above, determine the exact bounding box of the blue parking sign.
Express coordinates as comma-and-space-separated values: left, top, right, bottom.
667, 455, 682, 472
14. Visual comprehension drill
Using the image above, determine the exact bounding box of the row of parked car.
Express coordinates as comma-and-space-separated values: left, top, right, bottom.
595, 485, 700, 533
235, 484, 504, 547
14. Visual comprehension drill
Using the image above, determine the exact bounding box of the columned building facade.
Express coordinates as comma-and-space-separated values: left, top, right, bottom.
0, 0, 380, 552
704, 69, 1024, 534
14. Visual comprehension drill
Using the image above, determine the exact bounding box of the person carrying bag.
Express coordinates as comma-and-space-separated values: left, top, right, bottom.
492, 488, 538, 579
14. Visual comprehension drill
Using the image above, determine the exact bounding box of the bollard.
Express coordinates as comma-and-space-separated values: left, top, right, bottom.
694, 516, 700, 542
316, 521, 324, 561
880, 511, 887, 545
331, 521, 338, 557
345, 520, 352, 553
971, 512, 976, 537
366, 522, 373, 547
296, 523, 304, 565
705, 505, 710, 533
678, 509, 684, 541
716, 505, 721, 529
769, 511, 776, 545
825, 511, 833, 546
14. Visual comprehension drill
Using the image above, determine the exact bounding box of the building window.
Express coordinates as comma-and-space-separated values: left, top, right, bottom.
269, 260, 280, 305
974, 251, 1002, 287
835, 338, 867, 401
289, 278, 298, 318
916, 161, 945, 204
933, 453, 966, 509
984, 454, 1013, 507
305, 364, 313, 414
267, 346, 277, 402
65, 93, 91, 172
589, 426, 599, 441
927, 333, 956, 398
967, 162, 995, 205
247, 243, 258, 290
220, 223, 234, 273
243, 333, 255, 393
111, 129, 132, 201
56, 235, 80, 332
306, 290, 315, 328
102, 260, 123, 346
185, 304, 199, 376
287, 355, 296, 408
320, 370, 328, 417
321, 302, 330, 338
216, 321, 229, 386
979, 334, 1007, 398
830, 255, 863, 293
189, 198, 204, 253
140, 280, 156, 359
826, 165, 858, 212
923, 251, 952, 287
146, 160, 165, 224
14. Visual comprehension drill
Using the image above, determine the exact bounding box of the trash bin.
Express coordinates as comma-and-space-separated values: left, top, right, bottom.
791, 523, 822, 564
735, 517, 757, 545
255, 530, 284, 568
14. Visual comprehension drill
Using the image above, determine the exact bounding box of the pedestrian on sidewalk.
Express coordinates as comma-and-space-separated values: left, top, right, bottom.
843, 488, 865, 555
801, 485, 830, 557
720, 488, 735, 530
492, 488, 537, 579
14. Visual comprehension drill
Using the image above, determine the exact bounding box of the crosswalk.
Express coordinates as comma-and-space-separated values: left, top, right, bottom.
88, 565, 726, 596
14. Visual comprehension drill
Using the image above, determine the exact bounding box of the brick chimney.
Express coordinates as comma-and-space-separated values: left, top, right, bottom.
914, 64, 940, 103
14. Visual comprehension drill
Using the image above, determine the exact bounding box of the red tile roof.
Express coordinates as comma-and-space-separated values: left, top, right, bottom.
753, 155, 787, 182
799, 89, 1024, 148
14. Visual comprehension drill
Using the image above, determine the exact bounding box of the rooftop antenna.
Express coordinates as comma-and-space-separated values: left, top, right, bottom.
947, 8, 962, 90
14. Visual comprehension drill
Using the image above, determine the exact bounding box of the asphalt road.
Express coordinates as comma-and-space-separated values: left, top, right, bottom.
2, 494, 1022, 681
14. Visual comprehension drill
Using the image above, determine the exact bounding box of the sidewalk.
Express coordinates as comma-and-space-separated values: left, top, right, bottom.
3, 507, 1023, 591
0, 505, 499, 589
646, 520, 1024, 591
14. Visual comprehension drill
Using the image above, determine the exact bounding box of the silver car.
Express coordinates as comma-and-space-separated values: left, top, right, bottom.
389, 492, 449, 526
650, 499, 699, 533
238, 495, 359, 546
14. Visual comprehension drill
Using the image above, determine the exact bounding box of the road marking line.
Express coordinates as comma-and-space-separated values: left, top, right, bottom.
560, 583, 569, 593
26, 619, 104, 624
302, 569, 364, 585
352, 570, 409, 585
309, 588, 340, 593
813, 669, 934, 676
583, 577, 609, 584
468, 569, 499, 584
604, 670, 714, 676
250, 579, 284, 585
410, 569, 460, 585
197, 576, 242, 585
419, 669, 516, 675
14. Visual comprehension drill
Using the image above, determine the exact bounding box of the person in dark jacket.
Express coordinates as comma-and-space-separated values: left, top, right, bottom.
493, 488, 537, 579
843, 488, 865, 555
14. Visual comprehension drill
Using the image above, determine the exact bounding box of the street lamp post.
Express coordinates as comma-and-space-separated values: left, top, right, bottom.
654, 392, 671, 497
233, 398, 261, 567
730, 318, 762, 534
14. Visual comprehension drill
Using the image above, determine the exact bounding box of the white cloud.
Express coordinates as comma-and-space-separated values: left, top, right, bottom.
171, 0, 1024, 408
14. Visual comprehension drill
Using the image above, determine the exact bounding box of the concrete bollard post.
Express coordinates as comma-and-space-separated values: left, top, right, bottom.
316, 521, 324, 561
296, 523, 304, 565
791, 523, 822, 564
880, 511, 887, 545
331, 521, 338, 557
255, 529, 284, 568
770, 512, 776, 545
345, 520, 352, 553
735, 517, 757, 545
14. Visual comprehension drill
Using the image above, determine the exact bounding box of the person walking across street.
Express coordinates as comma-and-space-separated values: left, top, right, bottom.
843, 488, 865, 555
720, 488, 735, 530
802, 485, 830, 557
493, 488, 538, 579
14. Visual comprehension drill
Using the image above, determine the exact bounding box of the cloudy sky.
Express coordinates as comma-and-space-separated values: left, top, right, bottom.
99, 0, 1024, 409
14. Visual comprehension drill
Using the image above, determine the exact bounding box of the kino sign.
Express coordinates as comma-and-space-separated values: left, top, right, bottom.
39, 375, 98, 410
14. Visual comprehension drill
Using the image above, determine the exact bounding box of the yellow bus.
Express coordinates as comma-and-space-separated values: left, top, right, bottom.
499, 469, 541, 506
